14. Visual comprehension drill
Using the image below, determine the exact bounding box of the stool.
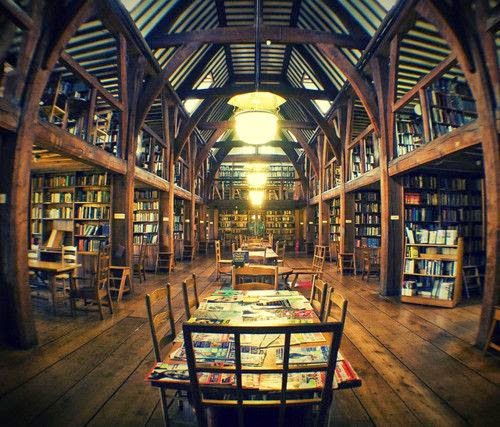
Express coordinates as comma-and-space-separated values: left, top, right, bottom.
109, 266, 133, 303
338, 253, 356, 275
483, 306, 500, 354
156, 251, 174, 274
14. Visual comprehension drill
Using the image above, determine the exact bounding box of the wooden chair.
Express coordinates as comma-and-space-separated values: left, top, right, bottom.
145, 283, 177, 426
483, 306, 500, 354
309, 275, 328, 320
40, 73, 68, 127
288, 246, 326, 288
133, 241, 147, 284
108, 266, 133, 303
462, 265, 482, 298
71, 245, 113, 319
155, 248, 174, 274
338, 252, 356, 275
182, 322, 343, 427
182, 273, 199, 319
55, 245, 78, 293
232, 264, 279, 291
215, 240, 232, 280
275, 240, 286, 266
323, 287, 348, 328
361, 248, 380, 281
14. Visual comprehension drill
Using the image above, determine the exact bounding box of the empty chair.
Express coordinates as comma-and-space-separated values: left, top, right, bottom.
288, 245, 326, 288
155, 247, 174, 274
361, 248, 380, 281
145, 283, 177, 425
215, 240, 232, 280
71, 244, 113, 319
55, 245, 78, 293
323, 287, 348, 328
338, 252, 356, 275
182, 322, 343, 427
275, 240, 286, 266
232, 264, 279, 291
310, 275, 329, 320
182, 273, 199, 319
328, 241, 339, 264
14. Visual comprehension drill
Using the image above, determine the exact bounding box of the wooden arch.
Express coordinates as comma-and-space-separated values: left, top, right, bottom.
415, 0, 500, 347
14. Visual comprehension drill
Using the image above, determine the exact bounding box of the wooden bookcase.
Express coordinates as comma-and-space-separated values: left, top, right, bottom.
354, 190, 381, 248
174, 198, 185, 259
30, 171, 111, 254
218, 209, 248, 247
329, 197, 341, 242
401, 237, 464, 308
133, 188, 159, 270
403, 173, 484, 266
265, 210, 295, 248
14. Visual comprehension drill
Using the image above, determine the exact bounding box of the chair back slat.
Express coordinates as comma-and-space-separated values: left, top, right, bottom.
182, 322, 343, 427
323, 288, 348, 326
232, 265, 278, 290
310, 276, 328, 320
145, 283, 175, 361
182, 273, 199, 319
62, 246, 77, 264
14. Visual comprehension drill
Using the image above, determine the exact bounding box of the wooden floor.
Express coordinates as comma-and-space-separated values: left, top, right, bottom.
0, 256, 499, 426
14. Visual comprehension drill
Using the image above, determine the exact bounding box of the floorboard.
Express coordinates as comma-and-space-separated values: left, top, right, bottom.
0, 255, 498, 426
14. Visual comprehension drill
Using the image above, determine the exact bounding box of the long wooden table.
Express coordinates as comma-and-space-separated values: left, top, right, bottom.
147, 290, 361, 394
235, 247, 278, 264
28, 260, 81, 315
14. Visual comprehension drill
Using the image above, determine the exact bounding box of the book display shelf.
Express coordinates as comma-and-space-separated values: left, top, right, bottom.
133, 188, 159, 271
354, 190, 380, 248
364, 134, 380, 172
403, 173, 484, 267
402, 232, 464, 308
329, 197, 341, 242
395, 107, 424, 157
30, 171, 111, 254
349, 145, 362, 180
218, 209, 248, 246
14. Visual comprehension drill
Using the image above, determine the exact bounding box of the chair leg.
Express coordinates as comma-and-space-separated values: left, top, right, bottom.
107, 285, 114, 315
97, 297, 105, 321
159, 388, 171, 427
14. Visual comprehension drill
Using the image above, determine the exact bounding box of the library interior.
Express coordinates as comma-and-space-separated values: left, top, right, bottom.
0, 0, 499, 426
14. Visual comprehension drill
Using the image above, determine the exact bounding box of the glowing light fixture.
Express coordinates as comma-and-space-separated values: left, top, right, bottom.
249, 190, 265, 206
246, 171, 267, 187
228, 92, 286, 145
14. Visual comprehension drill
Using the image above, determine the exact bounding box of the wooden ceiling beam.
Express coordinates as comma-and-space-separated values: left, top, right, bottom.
149, 26, 368, 50
280, 0, 303, 80
185, 84, 331, 100
0, 0, 34, 30
214, 0, 234, 79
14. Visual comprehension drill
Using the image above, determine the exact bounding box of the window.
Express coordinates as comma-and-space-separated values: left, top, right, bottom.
301, 73, 332, 116
183, 73, 214, 115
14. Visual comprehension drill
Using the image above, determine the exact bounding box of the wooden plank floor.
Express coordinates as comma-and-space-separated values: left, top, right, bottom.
0, 255, 498, 426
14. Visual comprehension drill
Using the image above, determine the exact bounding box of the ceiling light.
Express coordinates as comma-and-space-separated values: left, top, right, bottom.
246, 171, 267, 187
249, 190, 265, 206
228, 92, 286, 145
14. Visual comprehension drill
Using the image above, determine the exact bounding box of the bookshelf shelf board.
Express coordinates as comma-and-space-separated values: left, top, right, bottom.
74, 202, 110, 205
404, 273, 455, 278
405, 256, 457, 261
74, 235, 108, 238
74, 218, 110, 221
42, 217, 73, 220
43, 187, 75, 190
401, 295, 455, 308
74, 185, 110, 189
42, 202, 73, 205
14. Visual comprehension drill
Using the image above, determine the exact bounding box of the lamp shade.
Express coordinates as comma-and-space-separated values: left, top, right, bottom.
229, 91, 286, 145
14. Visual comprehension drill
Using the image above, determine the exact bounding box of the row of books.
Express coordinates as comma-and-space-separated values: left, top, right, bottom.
76, 238, 105, 252
44, 192, 73, 203
355, 237, 380, 248
403, 175, 480, 191
133, 223, 158, 233
75, 190, 110, 203
46, 175, 76, 188
75, 206, 110, 220
31, 220, 42, 234
134, 189, 159, 200
265, 222, 294, 228
355, 213, 380, 224
46, 207, 73, 219
405, 207, 439, 222
133, 212, 158, 222
31, 176, 44, 190
404, 259, 457, 276
31, 207, 43, 219
219, 221, 247, 228
405, 227, 458, 245
133, 235, 158, 244
402, 279, 455, 300
134, 201, 159, 210
75, 223, 110, 236
355, 226, 380, 236
355, 202, 380, 213
405, 192, 439, 206
32, 192, 43, 203
76, 172, 109, 186
441, 208, 482, 222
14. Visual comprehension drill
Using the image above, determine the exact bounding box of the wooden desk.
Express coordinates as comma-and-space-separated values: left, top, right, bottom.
236, 248, 278, 264
28, 260, 81, 315
147, 290, 360, 394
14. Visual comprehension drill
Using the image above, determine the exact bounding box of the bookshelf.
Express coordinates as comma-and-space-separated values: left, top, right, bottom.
349, 145, 362, 180
364, 134, 380, 172
403, 173, 484, 266
29, 171, 111, 254
395, 110, 424, 157
329, 197, 341, 242
354, 190, 381, 248
133, 188, 159, 270
265, 210, 295, 248
218, 209, 248, 246
426, 78, 477, 140
402, 234, 464, 308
